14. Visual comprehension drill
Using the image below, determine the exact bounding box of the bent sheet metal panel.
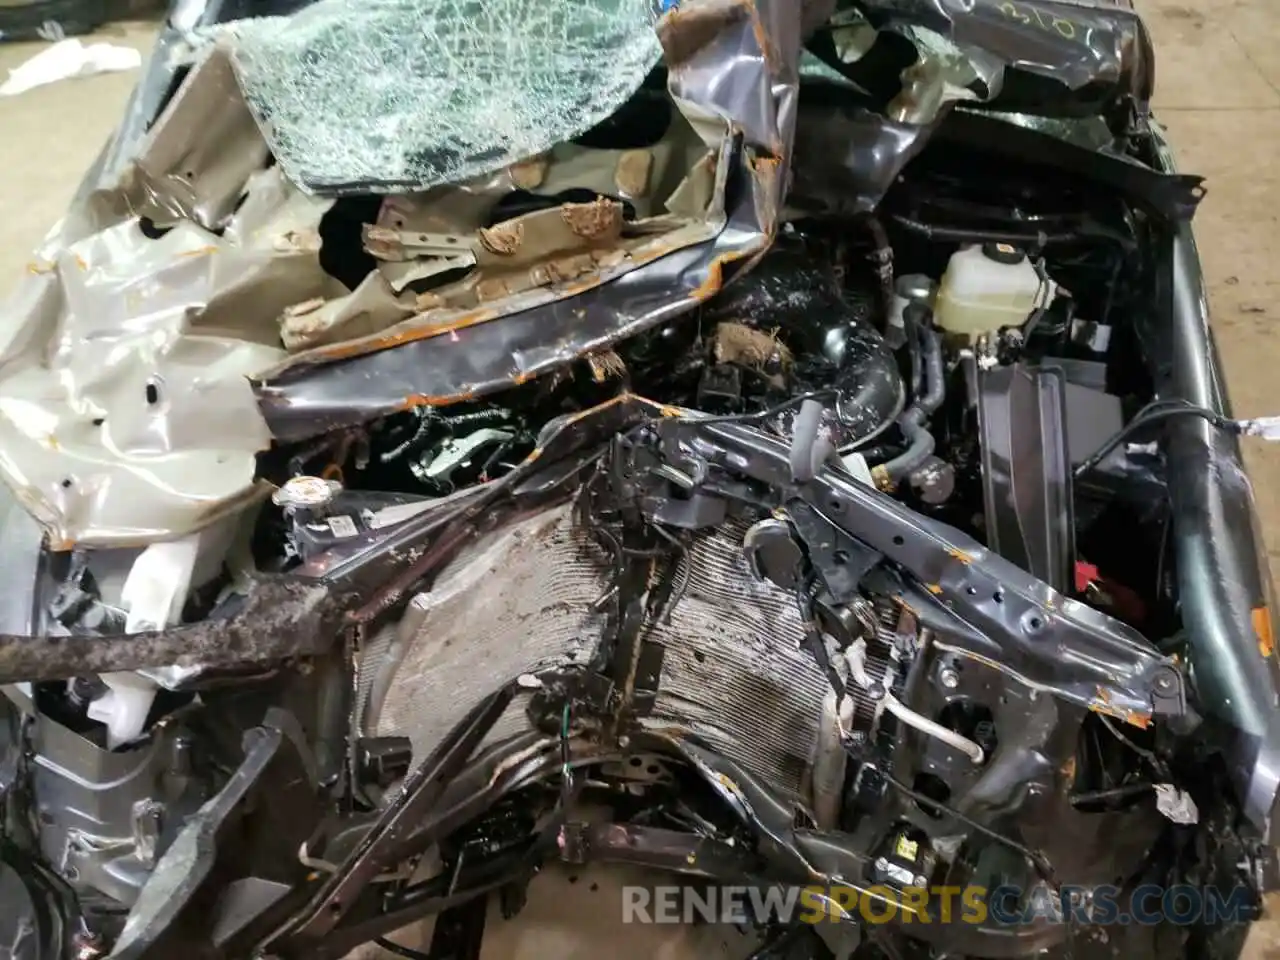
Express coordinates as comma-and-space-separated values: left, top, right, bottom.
252, 0, 1165, 442
0, 0, 1171, 542
0, 166, 332, 547
0, 0, 812, 543
0, 6, 735, 543
848, 0, 1154, 104
0, 394, 664, 683
253, 0, 812, 441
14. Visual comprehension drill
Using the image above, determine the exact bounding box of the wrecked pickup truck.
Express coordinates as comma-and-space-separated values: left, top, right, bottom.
0, 0, 1276, 958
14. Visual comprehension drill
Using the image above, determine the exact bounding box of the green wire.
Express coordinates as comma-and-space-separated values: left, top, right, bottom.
561, 704, 572, 780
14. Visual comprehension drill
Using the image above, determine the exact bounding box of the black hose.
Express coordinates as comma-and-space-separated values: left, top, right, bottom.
864, 215, 896, 331
1020, 259, 1054, 342
879, 325, 944, 483
915, 327, 946, 417
1069, 783, 1154, 806
889, 213, 1061, 250
1072, 399, 1235, 480
906, 303, 925, 399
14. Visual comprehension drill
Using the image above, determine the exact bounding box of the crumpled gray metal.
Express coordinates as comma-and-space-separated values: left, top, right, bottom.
252, 0, 1184, 439
967, 109, 1119, 154
0, 158, 332, 546
257, 0, 815, 440
222, 0, 664, 194
783, 0, 1193, 219
846, 0, 1154, 104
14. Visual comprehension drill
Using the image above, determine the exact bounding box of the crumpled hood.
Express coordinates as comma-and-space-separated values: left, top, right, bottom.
830, 0, 1153, 110
0, 0, 1161, 548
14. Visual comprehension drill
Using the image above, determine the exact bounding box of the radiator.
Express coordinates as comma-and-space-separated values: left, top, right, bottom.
364, 503, 847, 802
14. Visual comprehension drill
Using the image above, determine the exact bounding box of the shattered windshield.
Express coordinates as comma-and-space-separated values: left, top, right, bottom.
223, 0, 664, 194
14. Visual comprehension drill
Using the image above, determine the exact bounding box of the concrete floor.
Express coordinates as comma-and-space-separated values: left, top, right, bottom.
1, 1, 1279, 957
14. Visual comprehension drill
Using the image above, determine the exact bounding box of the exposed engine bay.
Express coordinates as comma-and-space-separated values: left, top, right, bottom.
0, 2, 1277, 959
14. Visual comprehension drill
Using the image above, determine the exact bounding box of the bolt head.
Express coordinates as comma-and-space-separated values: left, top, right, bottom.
939, 667, 960, 690
874, 856, 888, 872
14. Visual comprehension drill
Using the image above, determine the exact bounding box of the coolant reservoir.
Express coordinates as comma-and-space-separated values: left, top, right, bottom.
934, 243, 1043, 339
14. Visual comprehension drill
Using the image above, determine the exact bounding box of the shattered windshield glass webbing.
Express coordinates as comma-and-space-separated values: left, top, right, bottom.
225, 0, 664, 193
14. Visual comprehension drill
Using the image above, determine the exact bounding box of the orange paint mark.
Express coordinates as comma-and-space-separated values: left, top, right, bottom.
1088, 689, 1153, 729
277, 231, 707, 376
395, 390, 476, 412
690, 248, 756, 302
716, 772, 741, 794
177, 245, 218, 259
892, 595, 919, 616
561, 275, 606, 298
748, 6, 777, 71
946, 548, 974, 564
314, 306, 503, 362
1060, 756, 1077, 784
1254, 606, 1275, 659
926, 583, 943, 595
553, 393, 644, 429
750, 154, 781, 174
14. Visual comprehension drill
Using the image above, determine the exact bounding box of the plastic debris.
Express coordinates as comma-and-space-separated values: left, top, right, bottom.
1237, 415, 1280, 440
0, 37, 141, 97
1153, 783, 1200, 825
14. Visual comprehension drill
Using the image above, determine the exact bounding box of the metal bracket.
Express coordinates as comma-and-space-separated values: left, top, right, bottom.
111, 709, 318, 960
633, 415, 1184, 723
270, 685, 516, 947
972, 362, 1076, 592
363, 226, 478, 265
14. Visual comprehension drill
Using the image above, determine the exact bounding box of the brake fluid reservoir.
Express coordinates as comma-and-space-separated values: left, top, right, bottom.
935, 243, 1043, 339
